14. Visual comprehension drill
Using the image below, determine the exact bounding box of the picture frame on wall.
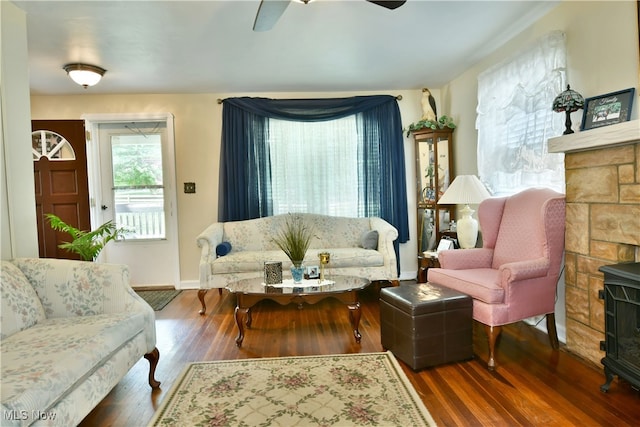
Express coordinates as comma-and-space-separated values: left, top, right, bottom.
580, 88, 635, 131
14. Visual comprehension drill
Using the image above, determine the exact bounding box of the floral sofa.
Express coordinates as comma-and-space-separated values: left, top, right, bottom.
196, 213, 399, 314
0, 258, 159, 426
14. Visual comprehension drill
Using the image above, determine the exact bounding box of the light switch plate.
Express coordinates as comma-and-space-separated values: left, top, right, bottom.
184, 182, 196, 193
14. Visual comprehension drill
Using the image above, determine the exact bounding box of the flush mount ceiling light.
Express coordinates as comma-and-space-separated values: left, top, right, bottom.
63, 63, 106, 88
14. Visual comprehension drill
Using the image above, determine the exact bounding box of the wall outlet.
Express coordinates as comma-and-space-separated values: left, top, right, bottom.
184, 182, 196, 194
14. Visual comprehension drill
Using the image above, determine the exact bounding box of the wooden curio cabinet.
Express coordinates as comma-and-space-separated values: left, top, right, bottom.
411, 127, 455, 254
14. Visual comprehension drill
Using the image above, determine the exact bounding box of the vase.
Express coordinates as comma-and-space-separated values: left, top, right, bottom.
291, 263, 305, 283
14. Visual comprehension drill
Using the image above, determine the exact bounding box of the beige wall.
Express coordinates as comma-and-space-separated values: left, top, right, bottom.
444, 0, 639, 177
28, 1, 640, 294
30, 90, 425, 285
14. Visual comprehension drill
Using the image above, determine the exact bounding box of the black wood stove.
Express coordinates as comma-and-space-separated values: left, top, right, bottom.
598, 262, 640, 393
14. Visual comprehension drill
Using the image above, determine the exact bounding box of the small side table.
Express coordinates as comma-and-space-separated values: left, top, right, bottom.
417, 251, 439, 283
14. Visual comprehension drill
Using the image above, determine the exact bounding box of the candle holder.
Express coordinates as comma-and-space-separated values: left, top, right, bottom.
318, 252, 330, 282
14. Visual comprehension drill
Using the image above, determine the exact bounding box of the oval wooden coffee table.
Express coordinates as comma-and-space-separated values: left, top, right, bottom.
226, 275, 370, 347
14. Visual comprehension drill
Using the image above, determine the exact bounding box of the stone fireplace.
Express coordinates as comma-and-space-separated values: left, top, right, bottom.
549, 120, 640, 366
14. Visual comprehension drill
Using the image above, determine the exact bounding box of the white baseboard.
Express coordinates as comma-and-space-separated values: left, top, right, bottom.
132, 284, 176, 291
524, 316, 567, 344
399, 270, 417, 281
178, 280, 200, 290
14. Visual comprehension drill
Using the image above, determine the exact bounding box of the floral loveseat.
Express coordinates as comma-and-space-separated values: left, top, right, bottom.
0, 258, 159, 426
196, 213, 399, 314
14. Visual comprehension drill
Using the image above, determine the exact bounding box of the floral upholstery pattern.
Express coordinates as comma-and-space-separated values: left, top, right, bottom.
43, 335, 148, 427
0, 262, 46, 340
1, 313, 144, 424
11, 258, 156, 351
211, 248, 383, 275
0, 258, 158, 426
197, 214, 398, 289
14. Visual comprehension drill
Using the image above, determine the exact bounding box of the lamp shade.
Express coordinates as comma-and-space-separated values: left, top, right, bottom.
63, 63, 106, 88
437, 175, 491, 205
552, 84, 584, 113
437, 175, 490, 249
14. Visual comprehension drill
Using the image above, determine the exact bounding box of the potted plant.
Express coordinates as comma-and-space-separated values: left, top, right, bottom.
46, 213, 129, 261
272, 214, 314, 283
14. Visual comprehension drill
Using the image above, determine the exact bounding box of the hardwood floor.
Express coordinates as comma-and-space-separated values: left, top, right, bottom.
80, 284, 640, 426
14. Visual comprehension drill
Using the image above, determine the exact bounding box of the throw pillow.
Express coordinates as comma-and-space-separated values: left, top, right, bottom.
0, 261, 46, 339
360, 230, 379, 250
216, 241, 232, 257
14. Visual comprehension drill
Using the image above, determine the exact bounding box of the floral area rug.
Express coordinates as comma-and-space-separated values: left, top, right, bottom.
148, 351, 436, 426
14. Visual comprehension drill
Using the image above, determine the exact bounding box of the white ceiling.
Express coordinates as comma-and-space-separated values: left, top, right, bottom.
15, 0, 559, 96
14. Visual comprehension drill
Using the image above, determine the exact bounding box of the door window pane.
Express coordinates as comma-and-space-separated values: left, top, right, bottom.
111, 134, 165, 239
31, 130, 76, 160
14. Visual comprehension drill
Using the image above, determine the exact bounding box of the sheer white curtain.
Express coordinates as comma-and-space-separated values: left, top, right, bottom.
269, 116, 359, 216
477, 31, 567, 196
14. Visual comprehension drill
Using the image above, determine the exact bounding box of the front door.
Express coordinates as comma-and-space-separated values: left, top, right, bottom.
32, 120, 90, 259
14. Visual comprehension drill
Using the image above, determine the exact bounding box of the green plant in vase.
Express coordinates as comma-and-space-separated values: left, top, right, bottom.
272, 214, 314, 283
46, 213, 129, 261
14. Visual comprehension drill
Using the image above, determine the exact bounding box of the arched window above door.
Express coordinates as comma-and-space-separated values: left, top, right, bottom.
31, 130, 76, 160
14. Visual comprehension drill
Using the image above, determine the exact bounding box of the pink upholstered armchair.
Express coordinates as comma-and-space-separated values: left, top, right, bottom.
427, 187, 565, 369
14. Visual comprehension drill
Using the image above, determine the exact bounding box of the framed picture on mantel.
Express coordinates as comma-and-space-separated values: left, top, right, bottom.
580, 88, 635, 131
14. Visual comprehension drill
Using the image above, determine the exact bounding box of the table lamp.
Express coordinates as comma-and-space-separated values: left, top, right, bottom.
437, 175, 491, 249
552, 84, 584, 135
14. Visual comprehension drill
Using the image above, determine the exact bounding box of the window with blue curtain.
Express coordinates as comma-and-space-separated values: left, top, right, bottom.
218, 95, 409, 253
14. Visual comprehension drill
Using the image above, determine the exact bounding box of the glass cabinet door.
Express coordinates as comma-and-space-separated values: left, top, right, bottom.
413, 128, 454, 253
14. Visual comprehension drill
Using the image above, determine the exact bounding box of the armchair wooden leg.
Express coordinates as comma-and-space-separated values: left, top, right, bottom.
198, 289, 208, 315
484, 325, 502, 370
546, 313, 560, 350
144, 347, 161, 389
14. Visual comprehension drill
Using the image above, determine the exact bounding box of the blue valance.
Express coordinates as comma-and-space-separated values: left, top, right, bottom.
218, 95, 409, 258
223, 95, 398, 122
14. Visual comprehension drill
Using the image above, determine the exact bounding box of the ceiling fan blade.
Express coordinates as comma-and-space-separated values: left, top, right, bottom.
253, 0, 292, 32
366, 0, 406, 10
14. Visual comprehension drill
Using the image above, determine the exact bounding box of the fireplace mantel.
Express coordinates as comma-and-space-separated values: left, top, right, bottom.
548, 119, 639, 153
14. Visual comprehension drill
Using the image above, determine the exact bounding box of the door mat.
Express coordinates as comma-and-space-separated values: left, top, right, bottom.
135, 289, 181, 311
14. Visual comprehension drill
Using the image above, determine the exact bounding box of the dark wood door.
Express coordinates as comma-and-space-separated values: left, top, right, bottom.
32, 120, 91, 259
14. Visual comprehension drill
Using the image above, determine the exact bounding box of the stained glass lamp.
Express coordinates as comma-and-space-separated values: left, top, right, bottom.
552, 85, 584, 135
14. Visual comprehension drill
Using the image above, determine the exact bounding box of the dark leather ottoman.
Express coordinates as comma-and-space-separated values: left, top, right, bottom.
380, 282, 472, 370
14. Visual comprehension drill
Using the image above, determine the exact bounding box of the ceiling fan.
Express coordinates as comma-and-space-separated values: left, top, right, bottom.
253, 0, 407, 32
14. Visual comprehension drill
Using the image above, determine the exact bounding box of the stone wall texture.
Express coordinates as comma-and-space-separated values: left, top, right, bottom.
564, 142, 639, 366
